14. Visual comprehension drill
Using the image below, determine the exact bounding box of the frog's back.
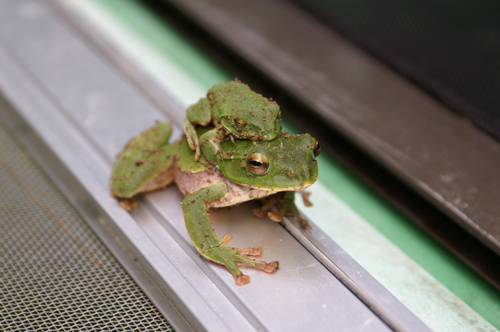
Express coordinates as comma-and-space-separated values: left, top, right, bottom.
208, 81, 279, 121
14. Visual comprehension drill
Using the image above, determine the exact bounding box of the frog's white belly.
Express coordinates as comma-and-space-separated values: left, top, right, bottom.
174, 168, 281, 208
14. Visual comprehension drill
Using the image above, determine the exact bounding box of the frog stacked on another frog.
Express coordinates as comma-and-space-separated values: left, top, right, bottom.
110, 82, 320, 285
185, 80, 282, 163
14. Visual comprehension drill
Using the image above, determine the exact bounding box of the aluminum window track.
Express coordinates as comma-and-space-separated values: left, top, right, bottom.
0, 0, 430, 331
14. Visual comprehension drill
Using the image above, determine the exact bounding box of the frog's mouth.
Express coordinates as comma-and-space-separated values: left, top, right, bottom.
209, 177, 314, 208
232, 174, 317, 192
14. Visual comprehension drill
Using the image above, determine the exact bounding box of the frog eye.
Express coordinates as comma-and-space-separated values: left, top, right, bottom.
312, 138, 321, 157
234, 118, 247, 130
246, 153, 269, 175
277, 110, 281, 119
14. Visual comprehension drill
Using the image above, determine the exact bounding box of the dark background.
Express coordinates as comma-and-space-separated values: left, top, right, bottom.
292, 0, 500, 141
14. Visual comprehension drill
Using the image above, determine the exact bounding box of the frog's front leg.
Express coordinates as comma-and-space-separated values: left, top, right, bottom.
253, 191, 312, 230
197, 127, 224, 164
182, 182, 279, 285
185, 98, 212, 161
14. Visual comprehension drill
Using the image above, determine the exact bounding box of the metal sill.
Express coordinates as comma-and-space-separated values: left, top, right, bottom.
0, 0, 429, 331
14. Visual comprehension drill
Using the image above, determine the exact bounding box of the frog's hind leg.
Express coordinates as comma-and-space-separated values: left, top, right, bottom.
182, 182, 279, 286
110, 121, 177, 202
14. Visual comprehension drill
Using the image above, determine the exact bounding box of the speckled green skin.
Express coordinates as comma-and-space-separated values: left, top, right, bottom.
217, 132, 318, 190
184, 81, 282, 162
110, 122, 179, 199
110, 121, 318, 285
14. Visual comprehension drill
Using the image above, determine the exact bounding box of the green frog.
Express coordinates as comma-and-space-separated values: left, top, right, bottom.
184, 80, 282, 163
110, 122, 320, 285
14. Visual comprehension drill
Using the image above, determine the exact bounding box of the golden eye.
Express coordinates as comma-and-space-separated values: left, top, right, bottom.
234, 118, 247, 129
312, 138, 321, 157
246, 153, 269, 175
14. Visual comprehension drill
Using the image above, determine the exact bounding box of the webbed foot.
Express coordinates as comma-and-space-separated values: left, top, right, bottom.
253, 192, 312, 230
201, 241, 279, 285
216, 234, 279, 285
232, 258, 282, 285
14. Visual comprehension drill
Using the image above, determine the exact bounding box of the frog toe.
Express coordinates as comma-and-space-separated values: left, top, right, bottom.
235, 256, 279, 274
234, 246, 263, 257
263, 261, 279, 274
194, 146, 201, 161
118, 197, 138, 211
252, 206, 267, 219
222, 235, 263, 257
267, 211, 283, 222
221, 234, 233, 245
221, 250, 279, 285
297, 217, 312, 230
235, 273, 251, 286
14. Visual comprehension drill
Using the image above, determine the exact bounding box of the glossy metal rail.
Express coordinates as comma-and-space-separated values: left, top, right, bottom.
0, 0, 430, 331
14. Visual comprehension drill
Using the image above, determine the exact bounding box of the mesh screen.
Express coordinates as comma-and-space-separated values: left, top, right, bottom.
0, 119, 175, 331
